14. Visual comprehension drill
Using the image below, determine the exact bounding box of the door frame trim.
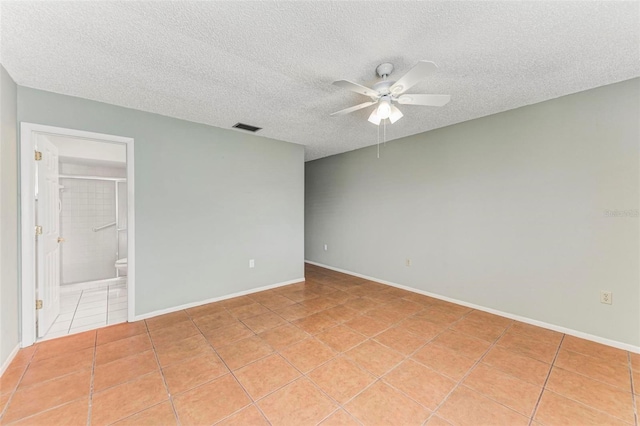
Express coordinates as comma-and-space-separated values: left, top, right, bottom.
20, 123, 136, 346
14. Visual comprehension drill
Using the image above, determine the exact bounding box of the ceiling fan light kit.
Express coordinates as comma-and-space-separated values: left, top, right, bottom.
331, 60, 451, 127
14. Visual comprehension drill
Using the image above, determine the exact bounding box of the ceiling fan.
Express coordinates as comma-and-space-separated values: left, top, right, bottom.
330, 61, 450, 125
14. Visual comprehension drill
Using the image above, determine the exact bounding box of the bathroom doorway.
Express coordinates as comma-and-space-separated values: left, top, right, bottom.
20, 123, 135, 345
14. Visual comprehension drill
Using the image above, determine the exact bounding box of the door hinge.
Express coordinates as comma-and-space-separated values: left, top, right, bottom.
34, 151, 42, 161
36, 299, 43, 310
35, 225, 43, 236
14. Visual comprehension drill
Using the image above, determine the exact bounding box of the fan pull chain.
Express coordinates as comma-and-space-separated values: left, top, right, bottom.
383, 119, 386, 145
377, 121, 380, 159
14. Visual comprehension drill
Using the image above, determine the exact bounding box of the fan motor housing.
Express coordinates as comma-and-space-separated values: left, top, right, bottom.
376, 62, 394, 78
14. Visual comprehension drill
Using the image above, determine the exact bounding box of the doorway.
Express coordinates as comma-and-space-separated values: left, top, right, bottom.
20, 123, 135, 346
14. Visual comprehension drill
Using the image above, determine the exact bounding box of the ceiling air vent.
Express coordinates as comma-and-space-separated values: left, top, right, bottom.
232, 122, 262, 133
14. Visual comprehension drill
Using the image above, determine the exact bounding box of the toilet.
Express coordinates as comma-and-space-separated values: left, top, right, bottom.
115, 258, 128, 276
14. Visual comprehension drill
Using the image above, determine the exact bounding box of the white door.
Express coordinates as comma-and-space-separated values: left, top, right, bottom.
36, 135, 61, 338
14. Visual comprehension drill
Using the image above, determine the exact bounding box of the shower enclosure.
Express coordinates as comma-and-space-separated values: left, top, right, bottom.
59, 171, 127, 285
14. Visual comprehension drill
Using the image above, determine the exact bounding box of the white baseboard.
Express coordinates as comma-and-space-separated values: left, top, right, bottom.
0, 344, 21, 377
134, 277, 305, 321
305, 260, 640, 354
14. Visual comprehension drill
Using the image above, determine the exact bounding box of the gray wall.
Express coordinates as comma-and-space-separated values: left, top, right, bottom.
18, 87, 304, 316
306, 78, 640, 346
1, 65, 19, 366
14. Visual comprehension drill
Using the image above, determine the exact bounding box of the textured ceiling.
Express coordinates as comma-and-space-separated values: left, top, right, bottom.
2, 1, 639, 161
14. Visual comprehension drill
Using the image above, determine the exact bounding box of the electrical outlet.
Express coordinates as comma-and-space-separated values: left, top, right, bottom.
600, 290, 612, 305
249, 259, 255, 268
406, 259, 412, 267
324, 244, 328, 251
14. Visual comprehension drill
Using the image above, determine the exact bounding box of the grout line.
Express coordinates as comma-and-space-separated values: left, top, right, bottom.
423, 320, 517, 424
186, 308, 272, 425
68, 290, 84, 333
628, 352, 638, 426
528, 334, 565, 425
143, 319, 182, 425
86, 332, 98, 426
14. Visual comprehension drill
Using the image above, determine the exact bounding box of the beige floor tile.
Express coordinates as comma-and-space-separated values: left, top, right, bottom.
534, 390, 629, 426
383, 359, 456, 410
412, 343, 476, 381
308, 356, 376, 404
227, 303, 270, 320
346, 340, 404, 377
316, 325, 367, 352
463, 363, 542, 417
8, 397, 89, 426
555, 348, 631, 390
545, 367, 635, 423
258, 324, 309, 350
497, 330, 559, 363
436, 386, 529, 426
96, 321, 147, 346
162, 351, 228, 394
561, 335, 629, 365
154, 334, 214, 367
319, 409, 361, 425
431, 330, 491, 360
234, 354, 301, 400
3, 369, 91, 424
482, 345, 551, 386
1, 364, 27, 395
216, 404, 269, 425
344, 315, 389, 337
279, 337, 337, 373
32, 330, 96, 362
145, 310, 191, 331
95, 333, 153, 366
204, 321, 254, 348
112, 401, 177, 425
93, 350, 159, 391
374, 326, 428, 356
293, 311, 339, 334
345, 381, 431, 425
91, 371, 168, 426
258, 378, 337, 425
149, 321, 201, 349
216, 336, 274, 370
173, 374, 250, 426
240, 312, 287, 334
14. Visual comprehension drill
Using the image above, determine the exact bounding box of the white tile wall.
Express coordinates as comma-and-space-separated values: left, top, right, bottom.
59, 162, 127, 284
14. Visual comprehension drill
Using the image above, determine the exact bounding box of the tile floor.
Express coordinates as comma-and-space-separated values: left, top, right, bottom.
42, 280, 128, 341
1, 264, 638, 425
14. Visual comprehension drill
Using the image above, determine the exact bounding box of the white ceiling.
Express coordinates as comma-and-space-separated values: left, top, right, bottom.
2, 1, 638, 161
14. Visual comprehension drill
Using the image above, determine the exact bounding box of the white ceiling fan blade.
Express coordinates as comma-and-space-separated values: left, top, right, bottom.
330, 101, 377, 116
389, 61, 438, 95
333, 80, 379, 98
397, 94, 451, 107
